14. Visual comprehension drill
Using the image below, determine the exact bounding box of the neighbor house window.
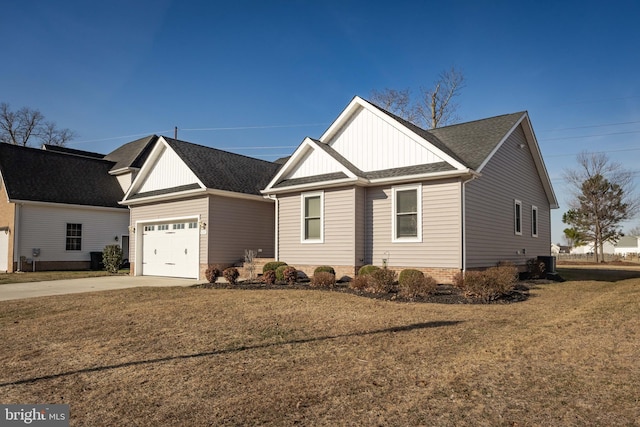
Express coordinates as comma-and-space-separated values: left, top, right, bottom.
302, 192, 323, 242
392, 184, 422, 242
532, 205, 538, 237
514, 200, 522, 235
66, 223, 82, 251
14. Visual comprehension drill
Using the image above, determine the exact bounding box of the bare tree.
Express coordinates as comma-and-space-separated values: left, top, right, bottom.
0, 102, 76, 146
563, 151, 639, 262
368, 66, 465, 129
628, 225, 640, 236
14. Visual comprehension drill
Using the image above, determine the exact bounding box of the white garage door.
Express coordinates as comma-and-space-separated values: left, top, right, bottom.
141, 221, 199, 278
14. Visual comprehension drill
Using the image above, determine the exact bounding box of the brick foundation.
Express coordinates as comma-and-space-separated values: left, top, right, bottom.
15, 260, 91, 272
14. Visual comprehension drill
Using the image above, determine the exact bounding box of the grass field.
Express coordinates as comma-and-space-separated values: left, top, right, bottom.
0, 269, 639, 426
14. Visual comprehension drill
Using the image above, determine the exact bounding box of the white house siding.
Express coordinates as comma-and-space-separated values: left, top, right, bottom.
328, 106, 444, 172
207, 195, 275, 266
465, 125, 551, 269
278, 187, 356, 273
288, 146, 344, 179
17, 203, 129, 268
138, 145, 200, 193
129, 197, 208, 276
366, 178, 462, 269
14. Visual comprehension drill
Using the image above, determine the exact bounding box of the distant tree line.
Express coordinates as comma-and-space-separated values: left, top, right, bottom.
0, 102, 77, 147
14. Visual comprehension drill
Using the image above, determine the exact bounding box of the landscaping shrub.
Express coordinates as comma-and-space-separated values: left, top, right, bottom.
358, 265, 380, 276
398, 269, 437, 298
457, 264, 518, 301
223, 267, 239, 285
263, 261, 287, 274
262, 269, 276, 285
310, 271, 336, 289
275, 265, 289, 281
349, 274, 369, 290
314, 265, 336, 276
366, 268, 396, 293
282, 266, 298, 285
102, 245, 123, 274
205, 265, 222, 283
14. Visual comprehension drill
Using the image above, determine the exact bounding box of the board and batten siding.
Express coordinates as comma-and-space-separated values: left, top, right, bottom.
366, 179, 462, 268
278, 187, 357, 266
328, 106, 444, 172
138, 145, 200, 193
18, 203, 129, 262
207, 196, 275, 265
129, 196, 208, 266
464, 124, 551, 269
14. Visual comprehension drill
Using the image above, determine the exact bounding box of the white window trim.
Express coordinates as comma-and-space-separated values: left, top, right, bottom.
514, 199, 522, 236
392, 184, 422, 243
301, 191, 324, 243
531, 205, 538, 238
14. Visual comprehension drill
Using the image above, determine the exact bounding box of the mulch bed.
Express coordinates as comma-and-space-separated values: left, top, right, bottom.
194, 280, 537, 304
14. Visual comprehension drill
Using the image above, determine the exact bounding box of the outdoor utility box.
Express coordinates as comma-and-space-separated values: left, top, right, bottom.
90, 252, 104, 271
537, 256, 556, 274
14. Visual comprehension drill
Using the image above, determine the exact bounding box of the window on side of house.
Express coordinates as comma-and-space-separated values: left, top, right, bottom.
532, 205, 538, 237
514, 200, 522, 235
66, 223, 82, 251
302, 192, 323, 243
393, 184, 422, 242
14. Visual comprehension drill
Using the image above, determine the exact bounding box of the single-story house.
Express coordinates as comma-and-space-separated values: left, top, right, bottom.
614, 235, 640, 256
0, 140, 153, 272
570, 241, 615, 255
262, 96, 558, 283
120, 136, 280, 279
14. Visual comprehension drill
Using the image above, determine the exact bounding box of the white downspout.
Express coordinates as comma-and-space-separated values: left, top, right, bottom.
14, 203, 21, 271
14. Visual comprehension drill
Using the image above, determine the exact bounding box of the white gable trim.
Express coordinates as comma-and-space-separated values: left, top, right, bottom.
320, 96, 468, 171
122, 137, 205, 202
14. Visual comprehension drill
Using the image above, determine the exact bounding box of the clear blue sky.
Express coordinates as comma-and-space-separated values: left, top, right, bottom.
1, 0, 639, 243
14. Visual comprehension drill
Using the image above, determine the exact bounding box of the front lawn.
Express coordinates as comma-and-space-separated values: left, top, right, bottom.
0, 274, 638, 425
0, 270, 129, 285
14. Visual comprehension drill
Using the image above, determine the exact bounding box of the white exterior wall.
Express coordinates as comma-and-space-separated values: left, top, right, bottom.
17, 203, 129, 262
288, 147, 344, 179
138, 146, 200, 193
329, 106, 444, 172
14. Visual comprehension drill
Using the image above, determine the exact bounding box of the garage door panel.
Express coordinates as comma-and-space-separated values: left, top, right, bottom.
141, 222, 199, 278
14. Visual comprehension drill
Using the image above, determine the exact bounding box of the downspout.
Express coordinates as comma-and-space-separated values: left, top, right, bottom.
266, 194, 278, 260
14, 203, 22, 271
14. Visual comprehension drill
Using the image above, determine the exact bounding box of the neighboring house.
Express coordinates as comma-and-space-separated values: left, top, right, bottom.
614, 236, 640, 256
551, 243, 571, 255
262, 96, 558, 283
0, 141, 150, 272
570, 241, 616, 255
120, 136, 280, 280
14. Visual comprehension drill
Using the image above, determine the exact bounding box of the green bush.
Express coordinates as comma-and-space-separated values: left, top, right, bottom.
205, 265, 222, 283
223, 267, 239, 285
349, 275, 368, 290
457, 265, 518, 301
314, 265, 335, 276
398, 269, 437, 298
367, 268, 396, 293
102, 245, 123, 274
310, 271, 336, 289
263, 261, 287, 273
358, 265, 380, 276
283, 266, 298, 285
263, 269, 276, 285
275, 265, 289, 281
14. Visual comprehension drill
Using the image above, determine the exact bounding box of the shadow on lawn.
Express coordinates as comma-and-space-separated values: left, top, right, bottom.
0, 320, 463, 387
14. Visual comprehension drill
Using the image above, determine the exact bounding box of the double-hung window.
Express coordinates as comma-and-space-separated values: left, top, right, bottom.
302, 192, 323, 243
66, 223, 82, 251
392, 184, 422, 242
514, 200, 522, 235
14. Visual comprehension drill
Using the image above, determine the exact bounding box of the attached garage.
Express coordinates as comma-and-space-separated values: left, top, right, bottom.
141, 220, 199, 278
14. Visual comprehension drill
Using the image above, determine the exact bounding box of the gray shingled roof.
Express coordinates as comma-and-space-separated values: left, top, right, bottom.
0, 143, 126, 208
42, 145, 105, 159
163, 138, 281, 196
104, 135, 158, 171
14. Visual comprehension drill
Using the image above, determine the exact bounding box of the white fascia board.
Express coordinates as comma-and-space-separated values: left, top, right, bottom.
205, 188, 274, 203
10, 199, 128, 213
368, 169, 478, 185
109, 166, 140, 176
306, 138, 359, 179
120, 188, 207, 206
262, 177, 360, 195
321, 96, 468, 171
122, 136, 205, 201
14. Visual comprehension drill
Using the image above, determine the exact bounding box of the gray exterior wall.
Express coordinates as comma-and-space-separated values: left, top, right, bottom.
207, 195, 275, 265
366, 178, 462, 269
464, 124, 552, 268
277, 187, 357, 267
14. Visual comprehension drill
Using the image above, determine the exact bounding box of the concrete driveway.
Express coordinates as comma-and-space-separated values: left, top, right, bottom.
0, 275, 203, 301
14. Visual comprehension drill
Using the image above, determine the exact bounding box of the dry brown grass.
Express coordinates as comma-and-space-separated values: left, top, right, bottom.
1, 274, 639, 426
0, 270, 125, 285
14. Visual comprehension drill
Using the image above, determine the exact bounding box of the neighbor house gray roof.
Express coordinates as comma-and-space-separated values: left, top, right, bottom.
0, 143, 126, 208
104, 135, 158, 172
163, 137, 282, 196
